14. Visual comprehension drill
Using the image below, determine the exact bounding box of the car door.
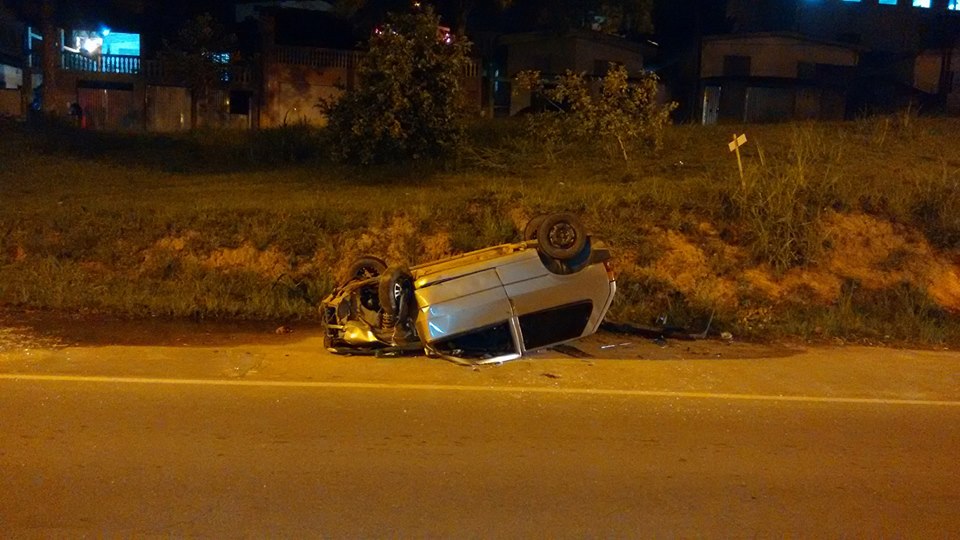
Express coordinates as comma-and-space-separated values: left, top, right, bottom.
497, 251, 610, 352
413, 268, 518, 359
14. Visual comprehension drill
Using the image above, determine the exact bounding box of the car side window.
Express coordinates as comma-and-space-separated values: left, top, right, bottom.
518, 301, 593, 350
431, 321, 516, 359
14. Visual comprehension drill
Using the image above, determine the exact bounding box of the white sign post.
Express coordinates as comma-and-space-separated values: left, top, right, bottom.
728, 133, 748, 188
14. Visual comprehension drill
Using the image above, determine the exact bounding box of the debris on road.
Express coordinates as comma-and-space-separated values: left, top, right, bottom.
599, 342, 632, 350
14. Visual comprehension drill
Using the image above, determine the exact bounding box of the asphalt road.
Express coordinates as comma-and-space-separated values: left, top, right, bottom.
1, 322, 959, 537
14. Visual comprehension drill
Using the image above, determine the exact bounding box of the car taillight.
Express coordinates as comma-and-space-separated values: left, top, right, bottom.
603, 260, 616, 281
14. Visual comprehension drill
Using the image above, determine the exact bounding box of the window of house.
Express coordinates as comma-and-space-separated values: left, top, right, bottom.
878, 0, 897, 5
723, 55, 751, 77
841, 0, 861, 3
913, 0, 931, 7
951, 0, 960, 10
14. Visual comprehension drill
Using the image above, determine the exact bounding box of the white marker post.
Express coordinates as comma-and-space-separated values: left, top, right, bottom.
728, 133, 747, 189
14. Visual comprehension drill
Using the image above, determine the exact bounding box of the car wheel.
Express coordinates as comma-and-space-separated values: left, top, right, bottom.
537, 213, 588, 261
523, 215, 547, 241
378, 266, 413, 321
346, 256, 387, 282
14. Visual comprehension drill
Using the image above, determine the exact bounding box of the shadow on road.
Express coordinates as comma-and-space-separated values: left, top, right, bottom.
0, 309, 312, 350
0, 308, 800, 361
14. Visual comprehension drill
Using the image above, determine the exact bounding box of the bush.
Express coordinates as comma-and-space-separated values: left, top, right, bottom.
321, 7, 472, 165
515, 64, 676, 162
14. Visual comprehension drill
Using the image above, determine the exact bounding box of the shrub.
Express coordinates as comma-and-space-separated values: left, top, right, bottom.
515, 64, 677, 162
321, 7, 472, 165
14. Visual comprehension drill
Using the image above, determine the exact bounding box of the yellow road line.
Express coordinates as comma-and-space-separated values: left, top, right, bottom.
2, 372, 959, 407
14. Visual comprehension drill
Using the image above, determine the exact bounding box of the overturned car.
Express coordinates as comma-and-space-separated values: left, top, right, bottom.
320, 213, 617, 364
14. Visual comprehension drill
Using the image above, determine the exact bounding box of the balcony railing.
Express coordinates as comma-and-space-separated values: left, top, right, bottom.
272, 46, 363, 69
58, 47, 475, 81
62, 51, 141, 74
59, 53, 253, 85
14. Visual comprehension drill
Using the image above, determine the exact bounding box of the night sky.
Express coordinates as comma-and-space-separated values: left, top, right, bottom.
2, 0, 732, 50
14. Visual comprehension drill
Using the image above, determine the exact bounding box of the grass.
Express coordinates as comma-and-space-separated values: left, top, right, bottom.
2, 115, 960, 346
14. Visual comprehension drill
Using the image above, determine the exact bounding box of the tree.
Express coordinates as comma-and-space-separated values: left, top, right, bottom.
322, 6, 472, 165
162, 13, 236, 129
516, 63, 675, 162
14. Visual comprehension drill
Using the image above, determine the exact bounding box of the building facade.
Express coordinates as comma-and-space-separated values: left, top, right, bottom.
700, 33, 859, 123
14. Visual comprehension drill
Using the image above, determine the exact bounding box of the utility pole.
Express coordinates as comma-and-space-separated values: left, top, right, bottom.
39, 0, 58, 115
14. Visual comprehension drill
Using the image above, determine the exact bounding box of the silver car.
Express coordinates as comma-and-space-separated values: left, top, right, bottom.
320, 213, 617, 364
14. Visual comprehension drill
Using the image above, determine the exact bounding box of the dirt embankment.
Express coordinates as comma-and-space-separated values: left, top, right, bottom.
126, 209, 960, 337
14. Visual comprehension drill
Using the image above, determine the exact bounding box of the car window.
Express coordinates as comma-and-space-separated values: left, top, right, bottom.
518, 301, 593, 350
430, 321, 516, 359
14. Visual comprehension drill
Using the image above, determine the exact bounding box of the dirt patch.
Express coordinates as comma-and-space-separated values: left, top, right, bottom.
640, 212, 960, 313
154, 232, 200, 252
820, 212, 960, 311
203, 243, 289, 277
646, 229, 741, 311
327, 215, 457, 283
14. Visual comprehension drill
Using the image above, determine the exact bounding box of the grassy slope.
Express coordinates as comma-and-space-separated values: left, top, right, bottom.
2, 116, 959, 345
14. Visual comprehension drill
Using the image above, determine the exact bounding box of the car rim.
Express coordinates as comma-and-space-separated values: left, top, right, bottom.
393, 282, 404, 303
548, 223, 577, 249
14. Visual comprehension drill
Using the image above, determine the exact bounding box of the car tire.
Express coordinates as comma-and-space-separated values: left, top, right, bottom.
523, 215, 547, 241
537, 213, 588, 261
378, 266, 413, 318
346, 256, 387, 282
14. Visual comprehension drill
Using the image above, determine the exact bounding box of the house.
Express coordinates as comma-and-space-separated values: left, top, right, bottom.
716, 0, 960, 118
0, 6, 26, 117
699, 32, 860, 124
7, 2, 481, 131
499, 29, 649, 116
914, 45, 960, 111
13, 13, 258, 132
727, 0, 960, 53
251, 6, 482, 127
249, 6, 363, 127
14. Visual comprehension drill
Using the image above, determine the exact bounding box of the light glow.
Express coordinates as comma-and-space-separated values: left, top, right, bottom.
82, 36, 103, 54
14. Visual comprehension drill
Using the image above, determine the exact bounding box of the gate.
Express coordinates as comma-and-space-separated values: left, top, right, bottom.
77, 85, 139, 130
